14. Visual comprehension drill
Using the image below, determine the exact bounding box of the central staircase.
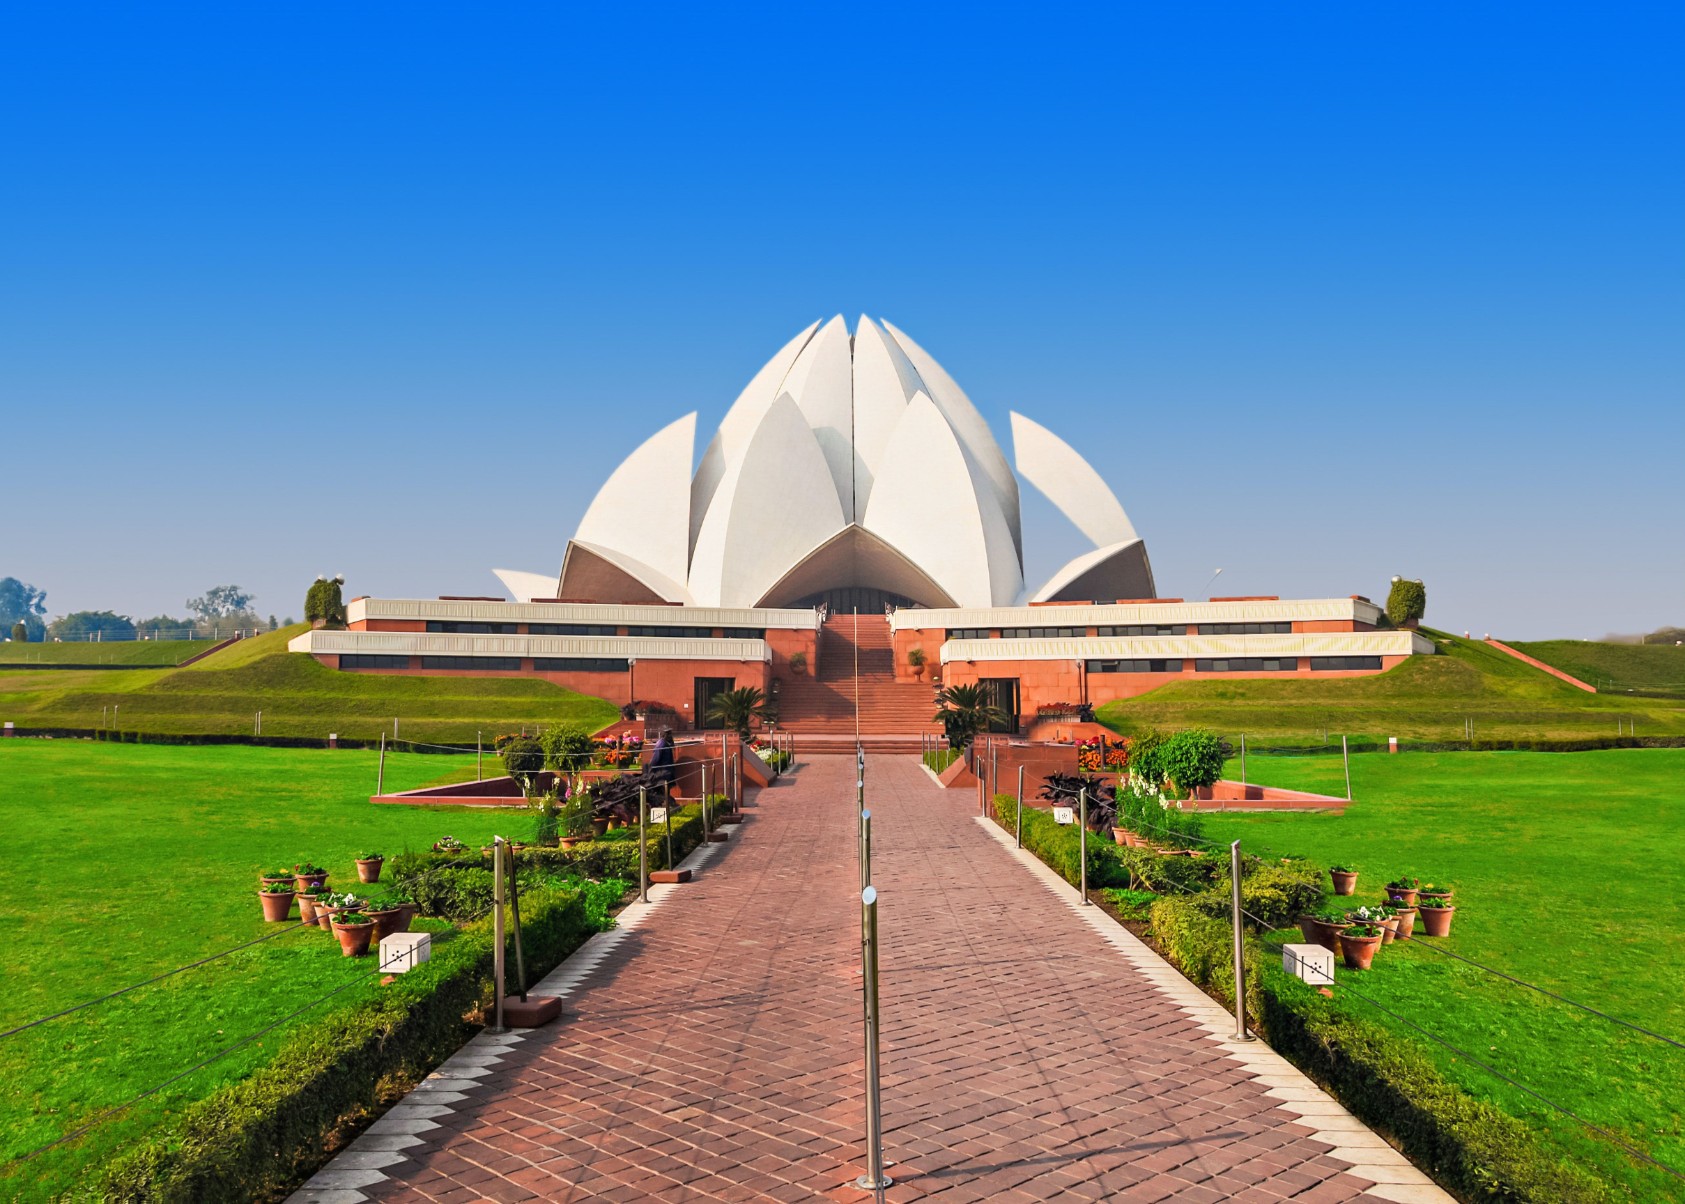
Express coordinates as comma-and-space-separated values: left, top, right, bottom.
776, 614, 939, 753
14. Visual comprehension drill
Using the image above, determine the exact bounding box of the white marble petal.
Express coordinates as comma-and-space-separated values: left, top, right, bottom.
1009, 412, 1137, 547
687, 395, 848, 608
690, 320, 820, 552
778, 315, 854, 516
863, 391, 1022, 607
492, 569, 560, 603
572, 412, 696, 589
1029, 538, 1156, 603
849, 317, 917, 521
560, 540, 694, 604
882, 319, 1021, 554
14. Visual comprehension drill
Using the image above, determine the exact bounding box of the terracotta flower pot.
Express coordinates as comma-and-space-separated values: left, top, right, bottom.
1111, 827, 1132, 846
1298, 916, 1351, 952
260, 874, 293, 890
1419, 905, 1456, 937
1392, 907, 1418, 939
316, 905, 340, 930
293, 871, 328, 893
591, 818, 611, 836
356, 858, 384, 884
1341, 931, 1384, 970
559, 835, 586, 850
1385, 886, 1419, 907
1377, 915, 1401, 944
1330, 869, 1358, 896
1419, 890, 1453, 907
397, 902, 418, 932
366, 907, 404, 941
331, 919, 374, 957
258, 890, 294, 922
297, 893, 320, 923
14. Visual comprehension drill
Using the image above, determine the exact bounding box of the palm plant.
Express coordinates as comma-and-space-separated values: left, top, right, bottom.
932, 684, 1006, 751
705, 686, 774, 738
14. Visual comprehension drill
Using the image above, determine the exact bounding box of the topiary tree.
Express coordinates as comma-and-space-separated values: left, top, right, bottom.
305, 574, 347, 629
1386, 577, 1426, 628
1160, 729, 1227, 799
542, 724, 595, 775
497, 734, 546, 796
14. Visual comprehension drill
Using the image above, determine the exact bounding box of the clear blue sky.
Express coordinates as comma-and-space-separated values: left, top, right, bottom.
3, 3, 1680, 639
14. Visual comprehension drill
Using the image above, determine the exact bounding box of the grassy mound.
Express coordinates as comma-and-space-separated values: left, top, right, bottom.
1096, 628, 1685, 743
0, 626, 619, 740
1513, 638, 1685, 699
0, 640, 218, 667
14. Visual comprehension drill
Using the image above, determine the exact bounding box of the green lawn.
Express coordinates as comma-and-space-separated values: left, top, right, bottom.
1198, 749, 1685, 1200
0, 741, 539, 1198
0, 640, 217, 667
0, 625, 620, 741
1096, 627, 1685, 744
1515, 638, 1685, 699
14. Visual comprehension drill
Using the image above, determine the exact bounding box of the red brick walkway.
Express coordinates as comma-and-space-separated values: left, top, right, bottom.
321, 756, 1419, 1202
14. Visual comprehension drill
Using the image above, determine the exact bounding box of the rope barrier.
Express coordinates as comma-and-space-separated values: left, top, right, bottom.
0, 921, 320, 1042
7, 963, 377, 1165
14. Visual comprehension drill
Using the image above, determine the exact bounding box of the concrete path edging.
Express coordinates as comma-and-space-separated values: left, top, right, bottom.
973, 814, 1452, 1204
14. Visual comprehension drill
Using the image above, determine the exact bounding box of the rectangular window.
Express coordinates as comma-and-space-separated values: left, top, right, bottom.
424, 621, 519, 634
1194, 657, 1299, 672
625, 626, 716, 639
340, 654, 410, 669
947, 628, 991, 641
1194, 622, 1292, 635
1085, 658, 1184, 673
719, 628, 767, 640
1095, 624, 1182, 637
531, 657, 630, 672
1309, 656, 1383, 671
526, 623, 617, 636
1000, 626, 1086, 639
418, 655, 522, 671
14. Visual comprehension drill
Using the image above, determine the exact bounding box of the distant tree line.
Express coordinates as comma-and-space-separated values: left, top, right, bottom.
1, 576, 293, 642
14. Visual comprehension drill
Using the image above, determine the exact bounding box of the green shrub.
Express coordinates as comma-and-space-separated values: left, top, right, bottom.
497, 735, 544, 792
1387, 577, 1427, 627
94, 886, 599, 1202
1159, 729, 1226, 798
1117, 846, 1224, 894
541, 724, 595, 774
302, 576, 345, 628
991, 793, 1125, 889
1128, 729, 1168, 790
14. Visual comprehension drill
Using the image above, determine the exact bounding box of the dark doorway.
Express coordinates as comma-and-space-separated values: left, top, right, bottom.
693, 677, 735, 730
979, 677, 1021, 734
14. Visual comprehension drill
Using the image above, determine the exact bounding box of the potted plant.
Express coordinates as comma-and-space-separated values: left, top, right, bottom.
1297, 907, 1352, 953
559, 787, 594, 849
316, 890, 363, 930
1419, 882, 1454, 906
1392, 903, 1419, 939
788, 650, 807, 675
431, 835, 466, 854
1340, 923, 1385, 970
260, 867, 294, 889
1417, 895, 1457, 937
258, 881, 295, 922
384, 888, 418, 932
363, 896, 406, 941
330, 909, 376, 956
907, 647, 926, 680
297, 881, 330, 923
292, 861, 329, 892
1384, 875, 1420, 906
1329, 865, 1358, 896
1346, 903, 1399, 944
355, 852, 384, 883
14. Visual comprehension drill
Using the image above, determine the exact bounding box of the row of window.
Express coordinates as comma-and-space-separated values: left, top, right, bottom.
1081, 655, 1384, 674
341, 654, 410, 669
532, 657, 630, 672
421, 621, 767, 639
420, 655, 522, 671
343, 654, 634, 672
953, 622, 1292, 639
528, 623, 617, 636
425, 621, 520, 634
1197, 622, 1293, 635
1096, 624, 1182, 637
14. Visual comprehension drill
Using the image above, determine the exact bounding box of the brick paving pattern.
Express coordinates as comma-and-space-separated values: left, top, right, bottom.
351, 755, 1411, 1202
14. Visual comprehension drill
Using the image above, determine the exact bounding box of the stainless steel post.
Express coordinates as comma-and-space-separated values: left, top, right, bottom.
1230, 839, 1251, 1040
1240, 733, 1246, 785
855, 885, 891, 1193
701, 762, 711, 835
665, 792, 674, 869
860, 809, 872, 890
376, 731, 386, 796
990, 739, 998, 805
477, 730, 483, 781
491, 837, 507, 1032
1342, 735, 1352, 800
1016, 765, 1024, 849
1078, 788, 1090, 904
638, 787, 649, 904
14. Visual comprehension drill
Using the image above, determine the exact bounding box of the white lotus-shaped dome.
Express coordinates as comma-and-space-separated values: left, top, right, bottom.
496, 316, 1154, 609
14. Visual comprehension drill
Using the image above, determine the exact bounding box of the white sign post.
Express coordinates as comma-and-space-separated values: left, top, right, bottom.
1053, 806, 1075, 825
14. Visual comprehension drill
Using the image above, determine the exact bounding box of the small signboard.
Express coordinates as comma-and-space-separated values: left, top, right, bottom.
1052, 806, 1075, 825
648, 807, 668, 824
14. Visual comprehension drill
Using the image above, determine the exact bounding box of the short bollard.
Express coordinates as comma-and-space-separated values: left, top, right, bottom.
1231, 839, 1253, 1040
1015, 765, 1024, 849
1078, 788, 1090, 905
856, 885, 891, 1194
490, 836, 507, 1033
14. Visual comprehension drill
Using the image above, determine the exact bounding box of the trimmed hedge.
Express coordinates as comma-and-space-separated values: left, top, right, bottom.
991, 793, 1126, 888
93, 886, 601, 1202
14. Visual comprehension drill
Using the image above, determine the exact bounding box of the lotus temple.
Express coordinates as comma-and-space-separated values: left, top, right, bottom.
291, 316, 1432, 739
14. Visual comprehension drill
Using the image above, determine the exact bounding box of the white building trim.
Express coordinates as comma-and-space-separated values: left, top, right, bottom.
346, 597, 818, 630
292, 630, 772, 662
893, 597, 1386, 631
940, 630, 1431, 664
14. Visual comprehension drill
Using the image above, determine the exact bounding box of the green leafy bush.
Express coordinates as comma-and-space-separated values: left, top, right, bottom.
1159, 729, 1226, 798
541, 724, 595, 774
991, 794, 1125, 889
303, 575, 345, 628
497, 735, 545, 793
1387, 577, 1427, 627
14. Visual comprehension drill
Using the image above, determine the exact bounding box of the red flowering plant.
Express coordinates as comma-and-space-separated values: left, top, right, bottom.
1076, 735, 1131, 774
